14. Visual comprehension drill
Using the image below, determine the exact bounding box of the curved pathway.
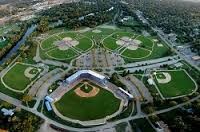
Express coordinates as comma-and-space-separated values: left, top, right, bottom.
0, 90, 199, 132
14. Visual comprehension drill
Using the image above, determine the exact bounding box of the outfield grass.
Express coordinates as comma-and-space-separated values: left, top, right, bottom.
2, 63, 38, 91
103, 37, 120, 50
55, 83, 121, 121
124, 41, 170, 63
137, 36, 154, 48
83, 28, 117, 42
46, 48, 77, 60
58, 32, 77, 39
121, 48, 151, 59
75, 37, 92, 51
154, 70, 196, 98
41, 36, 60, 50
112, 32, 135, 39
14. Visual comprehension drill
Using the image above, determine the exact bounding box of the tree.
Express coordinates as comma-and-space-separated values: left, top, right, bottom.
1, 101, 12, 108
169, 101, 178, 106
143, 106, 155, 114
149, 114, 159, 122
37, 18, 49, 33
22, 95, 33, 103
173, 116, 185, 130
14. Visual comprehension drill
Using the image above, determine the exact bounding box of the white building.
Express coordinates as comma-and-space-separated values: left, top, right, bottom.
118, 87, 133, 100
147, 78, 154, 85
1, 108, 14, 116
0, 36, 6, 42
65, 70, 107, 86
45, 101, 52, 111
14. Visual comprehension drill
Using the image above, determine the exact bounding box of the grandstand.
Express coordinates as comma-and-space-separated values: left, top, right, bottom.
64, 70, 108, 86
49, 70, 108, 101
46, 70, 134, 112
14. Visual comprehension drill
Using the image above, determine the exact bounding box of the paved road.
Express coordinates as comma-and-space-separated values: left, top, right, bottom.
128, 75, 153, 103
127, 59, 181, 73
0, 92, 21, 106
2, 88, 187, 132
124, 55, 179, 68
34, 44, 69, 68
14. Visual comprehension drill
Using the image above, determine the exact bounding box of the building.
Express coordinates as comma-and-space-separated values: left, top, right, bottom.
192, 56, 200, 61
147, 78, 154, 85
0, 36, 6, 42
118, 87, 133, 100
155, 121, 170, 132
65, 70, 107, 87
1, 108, 14, 116
45, 96, 53, 111
45, 101, 52, 111
168, 33, 177, 42
45, 96, 54, 102
174, 62, 183, 68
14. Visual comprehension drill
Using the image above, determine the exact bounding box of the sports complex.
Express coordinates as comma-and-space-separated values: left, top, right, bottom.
150, 69, 198, 99
1, 62, 44, 93
0, 24, 199, 130
45, 70, 133, 126
38, 27, 169, 63
40, 31, 93, 61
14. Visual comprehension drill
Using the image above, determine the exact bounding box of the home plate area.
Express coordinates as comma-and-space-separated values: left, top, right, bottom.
74, 81, 100, 98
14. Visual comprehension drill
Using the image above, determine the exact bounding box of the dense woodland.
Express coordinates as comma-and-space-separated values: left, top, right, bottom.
0, 23, 29, 59
0, 100, 43, 132
38, 0, 118, 29
125, 0, 200, 55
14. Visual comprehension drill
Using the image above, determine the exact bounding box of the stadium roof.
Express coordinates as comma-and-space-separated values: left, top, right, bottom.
66, 70, 106, 83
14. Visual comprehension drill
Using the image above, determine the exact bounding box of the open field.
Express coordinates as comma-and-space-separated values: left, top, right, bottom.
40, 31, 93, 62
58, 32, 78, 39
1, 63, 42, 92
103, 32, 156, 59
121, 48, 151, 59
54, 81, 121, 121
153, 70, 197, 98
75, 37, 93, 51
38, 27, 170, 63
46, 48, 78, 60
41, 35, 61, 50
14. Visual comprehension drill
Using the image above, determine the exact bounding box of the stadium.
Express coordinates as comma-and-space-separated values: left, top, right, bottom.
45, 70, 133, 126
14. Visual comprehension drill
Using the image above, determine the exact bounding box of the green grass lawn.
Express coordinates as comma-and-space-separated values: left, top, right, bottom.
46, 48, 77, 60
41, 36, 60, 50
154, 70, 197, 98
112, 32, 135, 39
121, 48, 151, 59
124, 41, 170, 63
122, 18, 140, 27
58, 32, 77, 39
0, 40, 9, 48
54, 83, 121, 121
83, 28, 115, 40
137, 36, 154, 48
2, 63, 38, 91
103, 37, 120, 50
75, 37, 92, 51
130, 118, 155, 132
